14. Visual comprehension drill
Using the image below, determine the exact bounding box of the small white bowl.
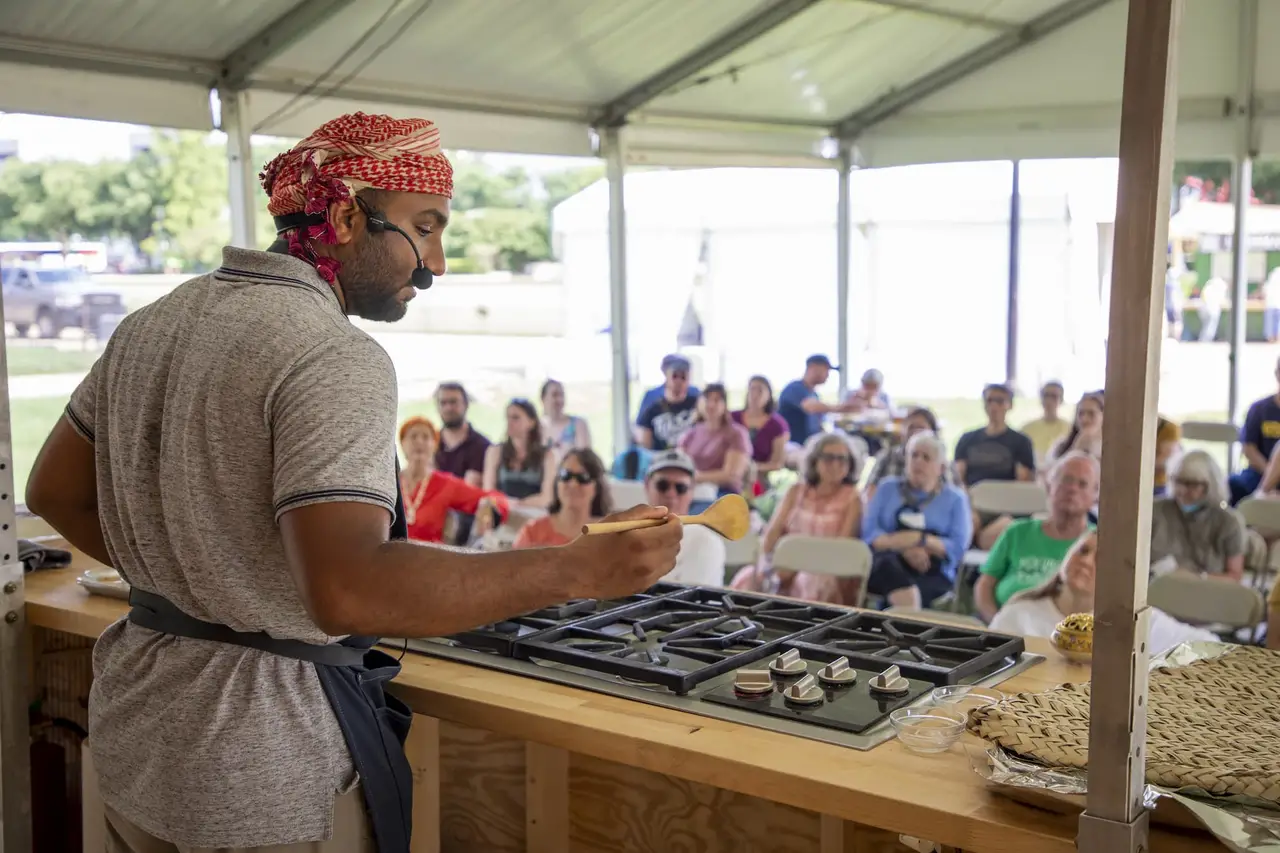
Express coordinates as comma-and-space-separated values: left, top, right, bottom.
890, 707, 966, 754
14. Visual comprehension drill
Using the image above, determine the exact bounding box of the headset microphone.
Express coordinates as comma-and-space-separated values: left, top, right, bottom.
365, 213, 433, 290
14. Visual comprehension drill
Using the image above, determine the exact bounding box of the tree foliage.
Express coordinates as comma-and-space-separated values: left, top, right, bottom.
0, 134, 605, 274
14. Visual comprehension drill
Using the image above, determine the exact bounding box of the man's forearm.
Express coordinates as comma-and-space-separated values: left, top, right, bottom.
1244, 445, 1268, 473
329, 543, 578, 638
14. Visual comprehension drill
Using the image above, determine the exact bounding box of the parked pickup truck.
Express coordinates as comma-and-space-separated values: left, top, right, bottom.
1, 266, 127, 338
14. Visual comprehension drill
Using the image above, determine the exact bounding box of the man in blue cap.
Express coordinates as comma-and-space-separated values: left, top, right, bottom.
778, 354, 856, 451
635, 353, 701, 451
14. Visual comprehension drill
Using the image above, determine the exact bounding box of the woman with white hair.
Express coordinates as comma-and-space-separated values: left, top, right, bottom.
730, 433, 863, 604
1150, 450, 1246, 581
861, 432, 972, 609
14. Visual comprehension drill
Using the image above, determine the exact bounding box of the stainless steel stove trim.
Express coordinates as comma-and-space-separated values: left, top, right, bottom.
401, 638, 1046, 751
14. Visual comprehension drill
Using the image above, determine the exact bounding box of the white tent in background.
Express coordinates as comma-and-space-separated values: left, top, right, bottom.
552, 161, 1113, 397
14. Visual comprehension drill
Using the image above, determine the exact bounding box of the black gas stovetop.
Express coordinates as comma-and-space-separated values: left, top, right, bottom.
403, 584, 1040, 750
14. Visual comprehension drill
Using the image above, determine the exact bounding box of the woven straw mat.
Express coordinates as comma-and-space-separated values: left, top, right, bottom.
968, 646, 1280, 802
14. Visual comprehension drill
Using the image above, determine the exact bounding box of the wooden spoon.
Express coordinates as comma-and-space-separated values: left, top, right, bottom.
581, 494, 750, 541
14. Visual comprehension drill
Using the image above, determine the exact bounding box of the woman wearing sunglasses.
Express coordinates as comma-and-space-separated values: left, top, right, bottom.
512, 449, 612, 549
731, 433, 863, 603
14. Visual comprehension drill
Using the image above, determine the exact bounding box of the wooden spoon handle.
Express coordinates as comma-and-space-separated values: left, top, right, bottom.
581, 516, 692, 535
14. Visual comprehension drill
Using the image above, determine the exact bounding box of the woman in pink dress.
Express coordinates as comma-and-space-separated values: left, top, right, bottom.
678, 383, 752, 498
730, 433, 863, 605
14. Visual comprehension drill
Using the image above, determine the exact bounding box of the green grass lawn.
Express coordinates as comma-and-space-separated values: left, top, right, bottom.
5, 345, 100, 376
12, 397, 66, 502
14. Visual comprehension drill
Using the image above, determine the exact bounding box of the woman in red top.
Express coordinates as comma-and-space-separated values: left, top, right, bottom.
399, 416, 509, 543
512, 449, 612, 549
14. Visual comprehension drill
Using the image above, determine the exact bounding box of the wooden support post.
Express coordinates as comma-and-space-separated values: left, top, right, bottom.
525, 742, 568, 853
406, 716, 441, 853
1080, 1, 1182, 851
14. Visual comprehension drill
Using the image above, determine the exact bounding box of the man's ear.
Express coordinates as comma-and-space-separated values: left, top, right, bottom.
327, 199, 360, 246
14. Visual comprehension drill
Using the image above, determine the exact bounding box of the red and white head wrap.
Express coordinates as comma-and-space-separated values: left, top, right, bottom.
260, 112, 453, 282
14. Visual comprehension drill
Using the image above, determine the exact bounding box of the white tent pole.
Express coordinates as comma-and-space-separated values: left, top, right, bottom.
218, 87, 258, 250
1006, 160, 1021, 387
1227, 0, 1259, 426
1079, 1, 1180, 850
836, 144, 852, 398
0, 276, 32, 851
604, 126, 632, 458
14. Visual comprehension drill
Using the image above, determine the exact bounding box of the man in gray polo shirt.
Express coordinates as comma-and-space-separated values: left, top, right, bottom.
26, 112, 681, 853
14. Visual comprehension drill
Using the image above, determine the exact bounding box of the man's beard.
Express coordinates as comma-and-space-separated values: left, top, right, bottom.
441, 415, 465, 429
340, 234, 410, 322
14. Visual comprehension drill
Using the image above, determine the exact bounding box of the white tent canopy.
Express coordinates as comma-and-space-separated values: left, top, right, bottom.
0, 0, 1276, 166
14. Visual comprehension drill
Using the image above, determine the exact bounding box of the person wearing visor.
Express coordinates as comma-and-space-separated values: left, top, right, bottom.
643, 449, 726, 586
26, 112, 682, 853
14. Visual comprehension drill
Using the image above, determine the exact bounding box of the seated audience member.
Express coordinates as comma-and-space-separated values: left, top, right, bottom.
731, 434, 862, 603
954, 383, 1036, 550
1153, 415, 1183, 497
732, 375, 790, 495
1021, 381, 1070, 463
636, 354, 699, 451
679, 383, 751, 497
778, 354, 856, 453
842, 368, 891, 411
483, 398, 555, 508
1150, 450, 1245, 581
635, 354, 701, 432
541, 379, 592, 455
434, 381, 491, 487
990, 532, 1217, 654
644, 450, 726, 586
513, 449, 611, 549
862, 433, 971, 609
1046, 391, 1104, 467
975, 452, 1099, 623
1229, 360, 1280, 504
399, 416, 509, 543
865, 407, 942, 499
611, 446, 654, 481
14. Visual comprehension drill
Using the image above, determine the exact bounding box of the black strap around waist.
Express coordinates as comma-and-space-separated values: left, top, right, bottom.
126, 587, 369, 668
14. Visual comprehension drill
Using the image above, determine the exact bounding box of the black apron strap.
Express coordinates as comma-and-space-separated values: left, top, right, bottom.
127, 588, 366, 667
391, 456, 409, 541
125, 590, 414, 853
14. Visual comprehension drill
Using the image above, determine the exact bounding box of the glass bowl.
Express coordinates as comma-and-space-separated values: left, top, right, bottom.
930, 685, 1004, 713
889, 706, 966, 754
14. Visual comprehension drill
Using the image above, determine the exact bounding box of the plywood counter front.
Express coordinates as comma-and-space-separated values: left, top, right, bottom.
22, 549, 1224, 853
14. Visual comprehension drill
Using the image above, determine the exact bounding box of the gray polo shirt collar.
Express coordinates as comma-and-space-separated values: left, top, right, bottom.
214, 246, 343, 311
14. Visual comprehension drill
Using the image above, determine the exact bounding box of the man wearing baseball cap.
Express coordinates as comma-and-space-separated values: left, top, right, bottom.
644, 449, 726, 585
778, 354, 858, 450
636, 354, 700, 451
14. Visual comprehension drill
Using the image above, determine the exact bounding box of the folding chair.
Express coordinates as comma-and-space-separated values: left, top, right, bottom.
605, 477, 648, 511
772, 535, 873, 607
1179, 420, 1239, 472
1148, 572, 1265, 639
722, 530, 760, 585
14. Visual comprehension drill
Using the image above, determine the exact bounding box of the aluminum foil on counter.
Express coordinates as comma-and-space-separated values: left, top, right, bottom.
969, 640, 1280, 853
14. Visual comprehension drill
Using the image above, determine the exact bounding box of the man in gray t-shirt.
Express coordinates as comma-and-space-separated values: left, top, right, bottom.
26, 113, 681, 853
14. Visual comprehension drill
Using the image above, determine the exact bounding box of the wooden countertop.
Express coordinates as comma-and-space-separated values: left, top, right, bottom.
22, 543, 1221, 853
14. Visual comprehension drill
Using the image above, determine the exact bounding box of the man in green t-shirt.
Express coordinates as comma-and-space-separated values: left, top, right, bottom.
976, 452, 1099, 623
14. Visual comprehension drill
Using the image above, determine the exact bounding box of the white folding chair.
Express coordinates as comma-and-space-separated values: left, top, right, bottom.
772, 535, 873, 607
1237, 496, 1280, 536
967, 481, 1049, 518
1148, 572, 1265, 634
1179, 420, 1239, 471
605, 477, 649, 510
722, 530, 760, 577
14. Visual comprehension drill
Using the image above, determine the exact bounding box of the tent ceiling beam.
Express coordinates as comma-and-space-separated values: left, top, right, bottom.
0, 34, 217, 84
832, 0, 1116, 140
219, 0, 358, 90
590, 0, 822, 129
854, 0, 1019, 30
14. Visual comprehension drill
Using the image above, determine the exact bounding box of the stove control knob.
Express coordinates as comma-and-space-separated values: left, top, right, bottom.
782, 674, 824, 706
768, 649, 807, 675
732, 668, 775, 696
869, 664, 910, 696
816, 656, 857, 686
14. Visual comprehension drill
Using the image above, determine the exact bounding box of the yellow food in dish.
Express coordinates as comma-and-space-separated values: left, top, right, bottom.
1058, 613, 1094, 633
